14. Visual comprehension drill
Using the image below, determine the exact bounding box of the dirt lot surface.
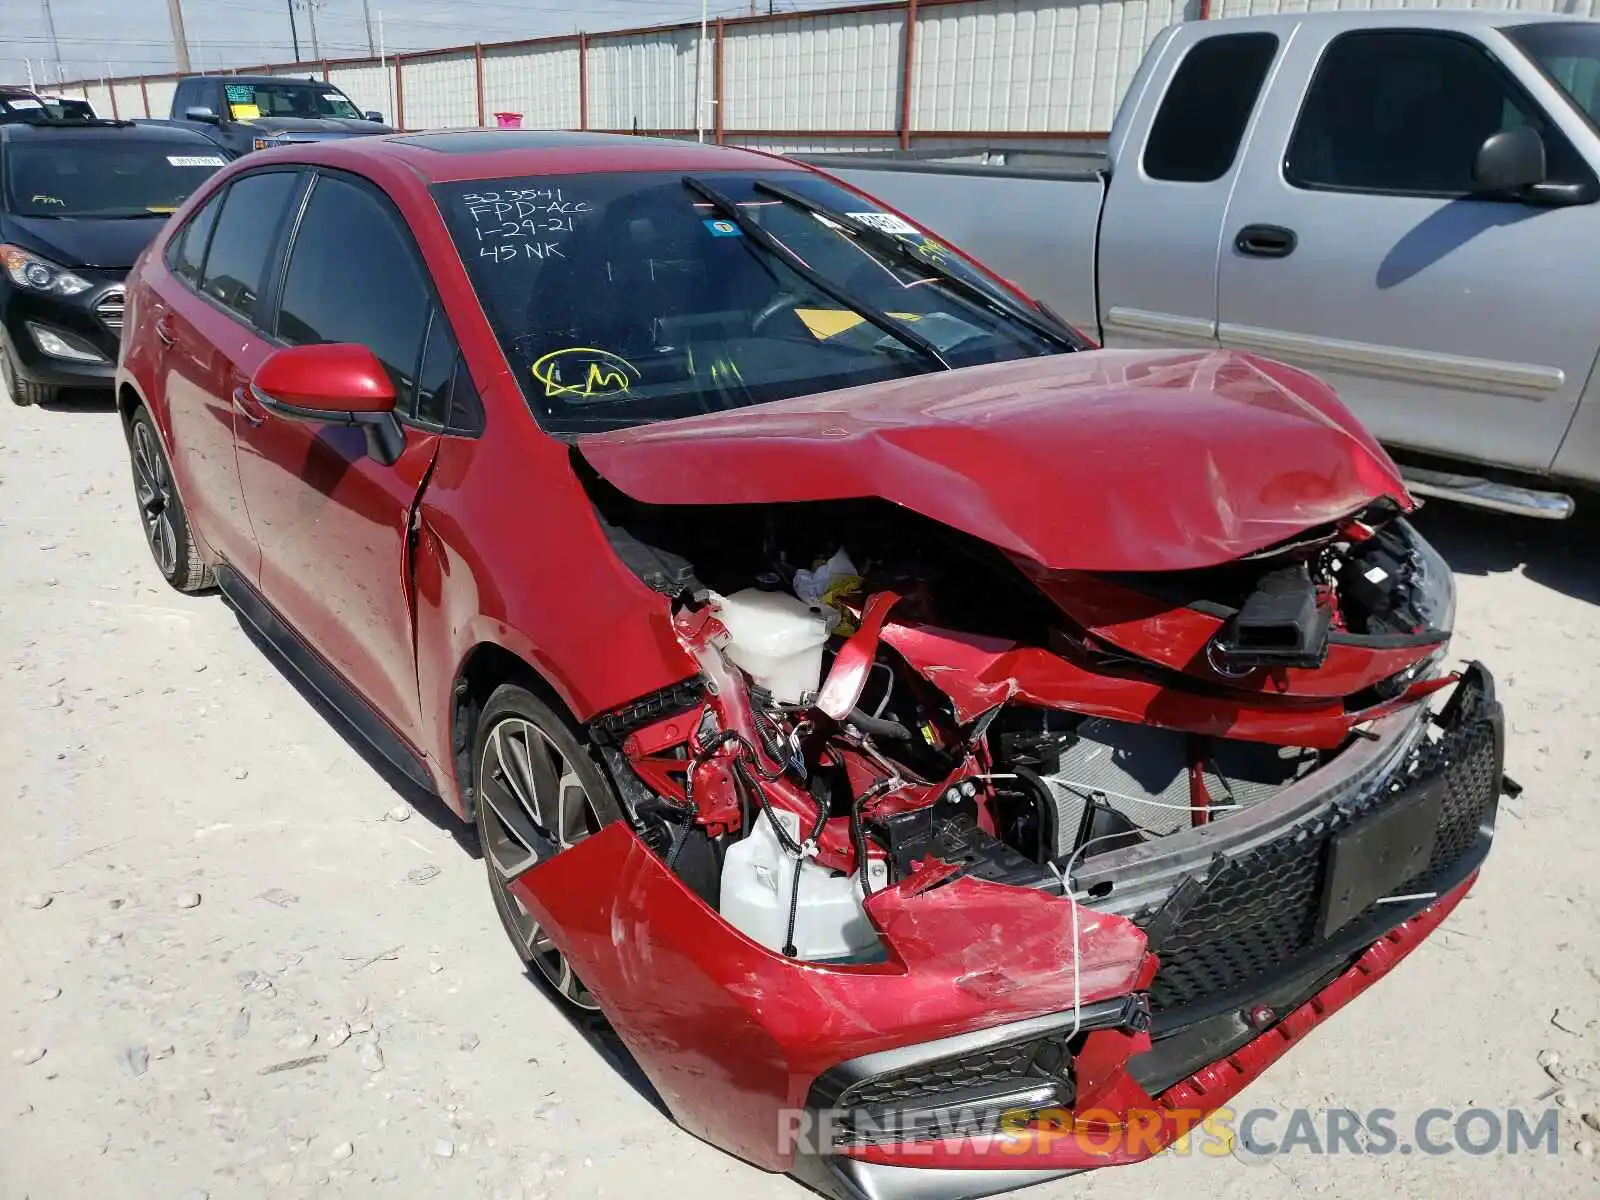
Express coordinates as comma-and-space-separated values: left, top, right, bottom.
3, 388, 1599, 1200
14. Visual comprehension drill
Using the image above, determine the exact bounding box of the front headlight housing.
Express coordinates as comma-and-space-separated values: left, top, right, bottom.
1400, 518, 1456, 637
0, 244, 92, 297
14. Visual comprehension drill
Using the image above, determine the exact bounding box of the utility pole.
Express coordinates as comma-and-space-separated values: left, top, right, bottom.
167, 0, 192, 73
39, 0, 63, 79
286, 0, 302, 60
361, 0, 376, 56
305, 0, 322, 61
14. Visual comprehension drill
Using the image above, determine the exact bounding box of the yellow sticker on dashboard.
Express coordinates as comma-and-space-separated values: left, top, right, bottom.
230, 102, 261, 120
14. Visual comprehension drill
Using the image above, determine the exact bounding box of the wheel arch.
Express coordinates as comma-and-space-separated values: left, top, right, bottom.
449, 640, 578, 820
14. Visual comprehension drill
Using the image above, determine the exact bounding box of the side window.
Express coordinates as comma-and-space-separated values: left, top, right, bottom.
414, 312, 457, 427
199, 170, 300, 324
1143, 33, 1280, 183
174, 78, 198, 115
1286, 31, 1587, 195
275, 174, 433, 418
166, 189, 225, 286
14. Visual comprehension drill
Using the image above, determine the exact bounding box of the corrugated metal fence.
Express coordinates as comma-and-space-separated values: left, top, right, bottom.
54, 0, 1600, 151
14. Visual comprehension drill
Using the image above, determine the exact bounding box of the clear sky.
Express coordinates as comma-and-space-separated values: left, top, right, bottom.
2, 0, 851, 85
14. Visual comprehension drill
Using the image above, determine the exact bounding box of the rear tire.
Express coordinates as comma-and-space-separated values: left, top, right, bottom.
126, 407, 212, 593
471, 682, 624, 1011
1, 342, 52, 407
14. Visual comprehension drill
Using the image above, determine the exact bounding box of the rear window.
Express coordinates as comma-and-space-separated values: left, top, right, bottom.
4, 138, 228, 218
1143, 33, 1280, 183
433, 170, 1072, 433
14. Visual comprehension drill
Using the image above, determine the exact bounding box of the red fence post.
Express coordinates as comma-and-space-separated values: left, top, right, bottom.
475, 43, 486, 127
139, 77, 151, 118
395, 54, 406, 130
107, 83, 120, 121
899, 0, 918, 151
714, 18, 725, 144
321, 59, 330, 81
578, 33, 589, 131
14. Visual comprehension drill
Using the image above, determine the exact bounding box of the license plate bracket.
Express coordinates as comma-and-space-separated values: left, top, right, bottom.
1317, 782, 1445, 940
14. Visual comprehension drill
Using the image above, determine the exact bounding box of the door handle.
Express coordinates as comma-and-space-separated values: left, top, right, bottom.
231, 385, 267, 428
155, 314, 177, 346
1234, 224, 1298, 259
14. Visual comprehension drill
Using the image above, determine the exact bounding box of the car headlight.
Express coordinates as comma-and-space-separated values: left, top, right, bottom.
0, 244, 92, 297
1400, 518, 1456, 636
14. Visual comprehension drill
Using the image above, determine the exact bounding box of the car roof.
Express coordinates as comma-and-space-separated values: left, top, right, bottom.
1199, 7, 1592, 35
247, 129, 799, 185
185, 73, 326, 86
0, 118, 229, 145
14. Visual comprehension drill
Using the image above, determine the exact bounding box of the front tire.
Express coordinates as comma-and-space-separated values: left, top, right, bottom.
126, 408, 211, 593
472, 683, 624, 1011
1, 342, 52, 407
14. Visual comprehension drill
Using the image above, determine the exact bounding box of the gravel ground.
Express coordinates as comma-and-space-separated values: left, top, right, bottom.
2, 388, 1599, 1200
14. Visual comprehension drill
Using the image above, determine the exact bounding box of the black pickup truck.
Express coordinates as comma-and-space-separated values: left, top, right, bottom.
166, 74, 394, 154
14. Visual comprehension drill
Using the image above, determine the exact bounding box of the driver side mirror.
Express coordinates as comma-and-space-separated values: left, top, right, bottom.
1472, 126, 1546, 194
185, 105, 221, 124
251, 343, 406, 465
364, 111, 385, 123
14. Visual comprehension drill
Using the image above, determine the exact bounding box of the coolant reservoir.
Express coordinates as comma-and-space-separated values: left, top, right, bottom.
710, 588, 830, 705
720, 808, 888, 961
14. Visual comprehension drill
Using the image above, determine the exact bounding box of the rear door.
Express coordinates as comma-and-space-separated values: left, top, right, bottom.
157, 168, 304, 579
1216, 26, 1600, 473
235, 169, 450, 740
1096, 28, 1282, 350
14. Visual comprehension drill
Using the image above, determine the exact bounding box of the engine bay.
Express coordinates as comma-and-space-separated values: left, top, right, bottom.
578, 456, 1460, 963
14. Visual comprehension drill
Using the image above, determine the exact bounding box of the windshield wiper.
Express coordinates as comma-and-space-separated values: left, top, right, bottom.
682, 175, 951, 372
753, 179, 1085, 353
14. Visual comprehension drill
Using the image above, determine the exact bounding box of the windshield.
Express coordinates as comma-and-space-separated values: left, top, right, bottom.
1505, 22, 1600, 130
222, 80, 362, 121
5, 140, 227, 218
434, 170, 1074, 433
43, 98, 95, 120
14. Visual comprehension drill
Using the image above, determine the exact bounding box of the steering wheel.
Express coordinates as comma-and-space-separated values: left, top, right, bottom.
750, 292, 804, 333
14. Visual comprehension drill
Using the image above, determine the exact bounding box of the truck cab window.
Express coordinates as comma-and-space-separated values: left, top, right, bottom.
1286, 30, 1587, 196
1143, 33, 1279, 183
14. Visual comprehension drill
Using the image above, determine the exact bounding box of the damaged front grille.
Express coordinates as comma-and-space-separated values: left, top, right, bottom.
838, 1035, 1070, 1111
1141, 671, 1501, 1020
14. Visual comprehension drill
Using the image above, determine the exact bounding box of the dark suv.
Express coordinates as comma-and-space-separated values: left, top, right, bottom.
1, 119, 230, 405
168, 74, 392, 155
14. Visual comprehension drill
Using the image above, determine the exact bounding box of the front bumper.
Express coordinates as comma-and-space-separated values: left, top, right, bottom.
794, 664, 1503, 1197
511, 664, 1503, 1196
1, 275, 124, 388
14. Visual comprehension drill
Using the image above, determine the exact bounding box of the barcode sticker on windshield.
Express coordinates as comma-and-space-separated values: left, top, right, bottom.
168, 155, 227, 167
847, 211, 918, 235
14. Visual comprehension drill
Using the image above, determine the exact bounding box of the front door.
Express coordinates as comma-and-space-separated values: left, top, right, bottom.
235, 169, 443, 741
1216, 26, 1600, 474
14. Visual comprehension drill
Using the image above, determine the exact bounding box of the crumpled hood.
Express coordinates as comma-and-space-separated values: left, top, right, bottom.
577, 349, 1411, 574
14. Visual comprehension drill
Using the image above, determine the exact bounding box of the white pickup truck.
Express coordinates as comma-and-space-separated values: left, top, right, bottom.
807, 8, 1600, 518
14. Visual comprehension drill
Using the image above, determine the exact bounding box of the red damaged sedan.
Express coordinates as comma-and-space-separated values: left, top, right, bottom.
114, 131, 1509, 1198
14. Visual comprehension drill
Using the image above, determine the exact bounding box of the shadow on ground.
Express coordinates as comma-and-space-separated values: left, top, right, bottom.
227, 612, 479, 856
226, 607, 671, 1118
1410, 498, 1600, 606
38, 387, 117, 414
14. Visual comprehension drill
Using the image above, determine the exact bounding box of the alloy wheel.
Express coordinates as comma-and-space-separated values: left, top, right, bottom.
477, 715, 605, 1009
130, 420, 178, 578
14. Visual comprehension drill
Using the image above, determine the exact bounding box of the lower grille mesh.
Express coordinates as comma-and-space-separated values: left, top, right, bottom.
1139, 681, 1497, 1017
1144, 687, 1499, 1016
